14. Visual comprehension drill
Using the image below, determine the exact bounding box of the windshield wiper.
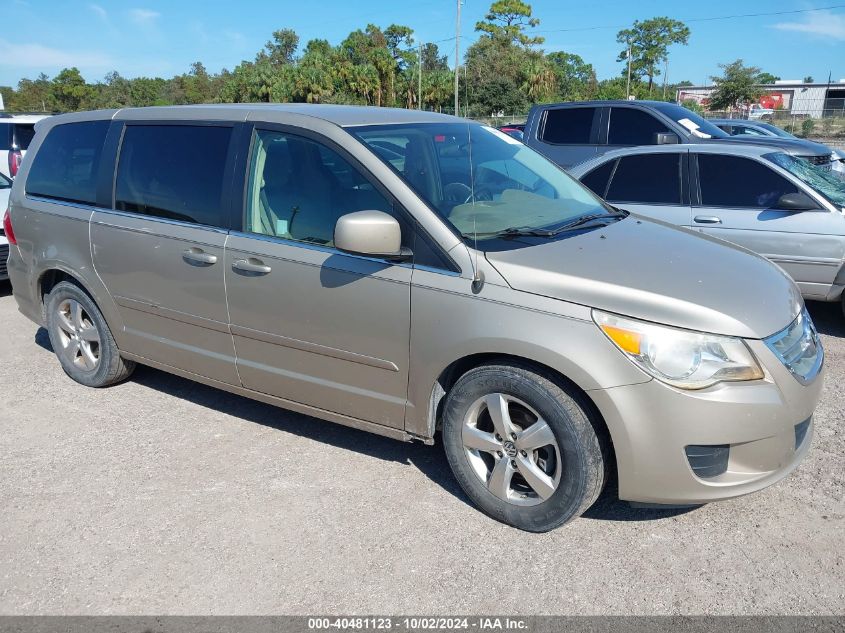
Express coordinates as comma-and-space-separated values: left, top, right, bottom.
461, 226, 557, 239
549, 211, 627, 234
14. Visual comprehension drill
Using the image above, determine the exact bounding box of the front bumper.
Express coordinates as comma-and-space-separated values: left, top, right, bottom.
590, 338, 824, 505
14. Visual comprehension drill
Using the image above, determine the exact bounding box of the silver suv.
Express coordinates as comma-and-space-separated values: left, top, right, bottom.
5, 106, 824, 531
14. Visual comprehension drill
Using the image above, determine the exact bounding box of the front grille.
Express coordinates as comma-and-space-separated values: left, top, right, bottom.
685, 444, 730, 479
795, 418, 811, 449
0, 243, 8, 278
764, 308, 823, 385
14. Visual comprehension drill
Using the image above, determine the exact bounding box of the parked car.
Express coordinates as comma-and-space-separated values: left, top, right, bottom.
6, 105, 823, 531
570, 143, 845, 310
497, 123, 526, 141
524, 100, 833, 169
712, 118, 844, 173
710, 118, 798, 139
0, 114, 49, 179
747, 104, 775, 121
0, 172, 11, 281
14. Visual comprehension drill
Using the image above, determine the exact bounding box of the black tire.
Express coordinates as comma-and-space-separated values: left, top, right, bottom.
442, 362, 608, 532
45, 281, 135, 387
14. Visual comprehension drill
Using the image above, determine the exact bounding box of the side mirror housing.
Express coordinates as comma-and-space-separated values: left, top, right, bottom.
775, 192, 818, 212
655, 132, 680, 145
334, 210, 409, 260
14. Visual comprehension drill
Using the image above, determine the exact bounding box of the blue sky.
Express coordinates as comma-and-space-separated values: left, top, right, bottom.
2, 0, 844, 87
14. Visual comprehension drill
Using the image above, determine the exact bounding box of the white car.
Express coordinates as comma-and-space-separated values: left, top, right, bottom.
747, 104, 775, 121
1, 114, 49, 179
0, 171, 11, 280
833, 149, 845, 175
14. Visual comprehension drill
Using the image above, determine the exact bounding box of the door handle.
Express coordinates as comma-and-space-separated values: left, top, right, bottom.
694, 215, 722, 224
232, 258, 272, 275
182, 248, 218, 265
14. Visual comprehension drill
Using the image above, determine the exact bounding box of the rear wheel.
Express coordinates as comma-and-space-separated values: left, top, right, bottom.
442, 362, 607, 532
45, 281, 135, 387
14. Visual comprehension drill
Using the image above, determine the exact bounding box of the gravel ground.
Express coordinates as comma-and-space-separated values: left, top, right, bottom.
0, 282, 842, 615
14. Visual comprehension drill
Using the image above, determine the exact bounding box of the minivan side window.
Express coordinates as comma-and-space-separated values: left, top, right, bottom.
25, 120, 110, 205
245, 129, 393, 247
115, 124, 233, 227
606, 153, 682, 204
698, 154, 799, 208
540, 108, 595, 144
607, 108, 671, 145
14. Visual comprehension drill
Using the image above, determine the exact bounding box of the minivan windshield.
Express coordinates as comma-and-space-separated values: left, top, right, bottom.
651, 103, 729, 139
352, 123, 617, 240
767, 152, 845, 207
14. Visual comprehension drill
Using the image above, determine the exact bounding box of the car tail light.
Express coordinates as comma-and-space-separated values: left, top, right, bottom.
8, 149, 22, 177
3, 207, 16, 245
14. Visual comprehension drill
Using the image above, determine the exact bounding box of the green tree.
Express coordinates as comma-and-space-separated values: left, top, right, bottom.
755, 72, 780, 84
803, 76, 815, 84
546, 51, 595, 100
616, 17, 690, 94
475, 0, 544, 47
51, 68, 94, 111
420, 43, 448, 71
708, 59, 764, 111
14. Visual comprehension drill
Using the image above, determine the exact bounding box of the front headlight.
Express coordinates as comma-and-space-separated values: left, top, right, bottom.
593, 310, 764, 389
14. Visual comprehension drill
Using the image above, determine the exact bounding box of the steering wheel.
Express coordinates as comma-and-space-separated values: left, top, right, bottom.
443, 182, 495, 205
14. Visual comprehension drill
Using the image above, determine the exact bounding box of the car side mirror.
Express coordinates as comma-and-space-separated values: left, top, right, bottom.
334, 210, 410, 261
655, 132, 679, 145
775, 192, 818, 212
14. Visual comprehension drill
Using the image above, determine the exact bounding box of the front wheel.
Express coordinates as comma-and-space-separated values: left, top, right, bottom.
441, 362, 608, 532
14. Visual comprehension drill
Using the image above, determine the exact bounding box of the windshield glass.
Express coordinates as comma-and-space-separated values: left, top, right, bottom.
352, 123, 612, 239
651, 103, 729, 139
767, 152, 845, 207
756, 122, 796, 139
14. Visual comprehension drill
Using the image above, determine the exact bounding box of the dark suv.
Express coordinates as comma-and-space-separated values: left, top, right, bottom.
524, 100, 833, 169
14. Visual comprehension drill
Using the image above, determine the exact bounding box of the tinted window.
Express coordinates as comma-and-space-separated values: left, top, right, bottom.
115, 125, 232, 226
245, 129, 392, 246
25, 120, 109, 205
0, 123, 11, 151
607, 153, 682, 204
608, 108, 670, 145
541, 107, 595, 144
13, 124, 36, 149
581, 160, 615, 198
698, 154, 799, 208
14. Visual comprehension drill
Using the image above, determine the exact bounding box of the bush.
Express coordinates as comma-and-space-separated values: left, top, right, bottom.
801, 118, 816, 137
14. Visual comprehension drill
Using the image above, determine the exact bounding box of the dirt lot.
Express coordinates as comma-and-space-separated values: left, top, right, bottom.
0, 282, 842, 615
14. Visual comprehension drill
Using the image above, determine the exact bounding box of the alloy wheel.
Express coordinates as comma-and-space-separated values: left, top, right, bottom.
461, 393, 562, 506
55, 298, 101, 371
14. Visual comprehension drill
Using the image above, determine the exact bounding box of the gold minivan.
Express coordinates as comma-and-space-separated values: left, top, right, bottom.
5, 105, 823, 531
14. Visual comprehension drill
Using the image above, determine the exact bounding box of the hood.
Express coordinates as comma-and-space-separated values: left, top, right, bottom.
484, 217, 802, 339
711, 135, 831, 157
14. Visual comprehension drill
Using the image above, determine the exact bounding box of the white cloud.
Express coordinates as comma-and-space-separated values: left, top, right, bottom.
0, 40, 113, 69
773, 11, 845, 41
129, 8, 161, 25
89, 3, 107, 20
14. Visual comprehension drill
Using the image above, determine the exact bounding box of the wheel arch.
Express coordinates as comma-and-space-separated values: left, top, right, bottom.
427, 352, 616, 476
37, 266, 124, 341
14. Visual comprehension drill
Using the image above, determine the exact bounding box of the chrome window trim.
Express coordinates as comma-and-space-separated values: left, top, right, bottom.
91, 207, 230, 234
25, 194, 102, 214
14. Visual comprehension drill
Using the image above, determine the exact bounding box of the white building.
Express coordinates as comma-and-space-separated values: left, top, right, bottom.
677, 80, 845, 118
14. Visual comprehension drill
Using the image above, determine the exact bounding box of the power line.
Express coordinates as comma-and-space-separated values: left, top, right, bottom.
532, 4, 845, 34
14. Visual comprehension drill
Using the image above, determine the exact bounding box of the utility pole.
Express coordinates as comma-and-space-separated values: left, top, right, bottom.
454, 0, 461, 115
625, 41, 632, 100
662, 56, 668, 100
418, 42, 423, 110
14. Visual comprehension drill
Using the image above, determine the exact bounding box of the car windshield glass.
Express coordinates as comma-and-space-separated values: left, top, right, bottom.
757, 123, 796, 139
351, 122, 613, 240
651, 103, 729, 139
767, 152, 845, 207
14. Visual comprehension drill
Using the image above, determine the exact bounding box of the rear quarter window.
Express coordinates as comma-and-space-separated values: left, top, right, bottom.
25, 120, 110, 205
